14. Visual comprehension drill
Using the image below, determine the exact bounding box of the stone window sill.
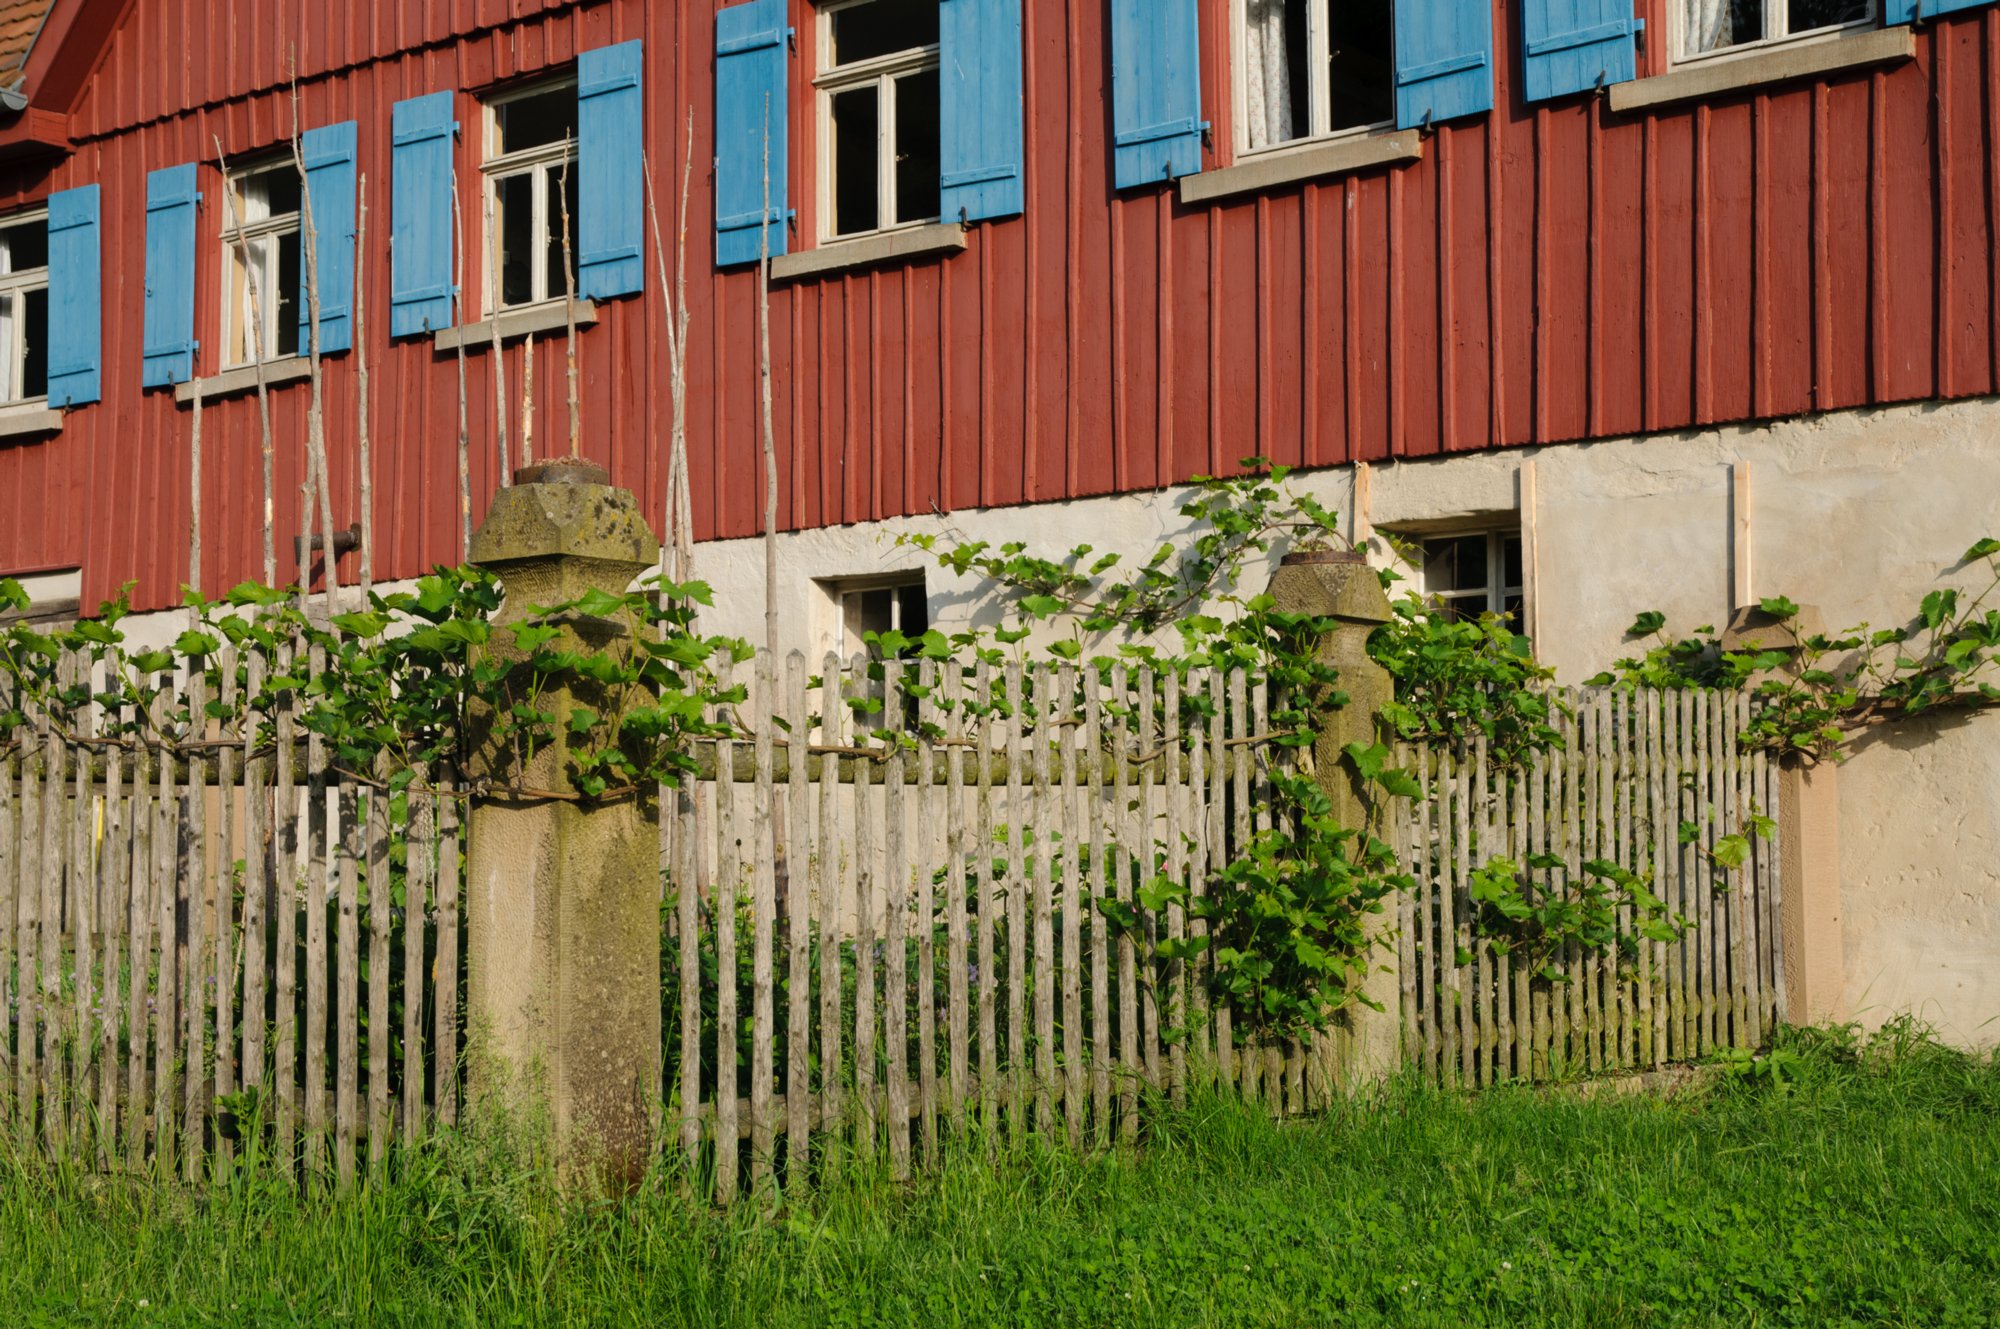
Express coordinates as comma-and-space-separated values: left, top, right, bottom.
0, 404, 62, 439
1608, 26, 1914, 113
1179, 129, 1424, 205
432, 298, 599, 352
175, 356, 314, 405
769, 223, 967, 283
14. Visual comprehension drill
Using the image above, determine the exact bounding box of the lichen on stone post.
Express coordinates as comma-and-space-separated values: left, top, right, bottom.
465, 463, 664, 1192
1265, 553, 1403, 1095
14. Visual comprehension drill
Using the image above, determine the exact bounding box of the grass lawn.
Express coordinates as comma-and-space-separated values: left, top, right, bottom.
1, 1022, 1995, 1327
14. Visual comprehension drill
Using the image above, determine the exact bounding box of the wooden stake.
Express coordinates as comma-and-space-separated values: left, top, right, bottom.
559, 154, 581, 459
355, 175, 374, 594
484, 186, 511, 488
451, 171, 473, 556
289, 73, 339, 613
214, 136, 279, 586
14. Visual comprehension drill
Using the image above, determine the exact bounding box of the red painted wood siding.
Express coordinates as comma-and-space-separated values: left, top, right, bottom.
2, 1, 1999, 612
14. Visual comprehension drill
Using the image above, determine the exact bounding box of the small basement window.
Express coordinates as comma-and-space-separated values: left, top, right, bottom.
1677, 0, 1873, 61
834, 576, 930, 658
816, 0, 942, 240
0, 210, 49, 405
220, 159, 304, 367
1421, 529, 1524, 630
1235, 0, 1395, 154
483, 79, 581, 313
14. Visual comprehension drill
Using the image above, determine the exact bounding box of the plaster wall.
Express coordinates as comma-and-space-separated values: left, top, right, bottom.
693, 395, 2000, 1047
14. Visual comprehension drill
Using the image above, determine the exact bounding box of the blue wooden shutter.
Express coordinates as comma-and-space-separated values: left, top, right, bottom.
301, 120, 358, 353
390, 91, 457, 336
1883, 0, 1995, 20
1108, 0, 1204, 188
938, 0, 1024, 221
1393, 0, 1495, 129
579, 39, 646, 298
1521, 0, 1641, 101
715, 0, 790, 267
44, 184, 100, 408
142, 163, 199, 388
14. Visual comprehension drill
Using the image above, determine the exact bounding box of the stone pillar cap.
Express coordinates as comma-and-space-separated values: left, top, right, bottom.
469, 479, 661, 569
1266, 556, 1394, 626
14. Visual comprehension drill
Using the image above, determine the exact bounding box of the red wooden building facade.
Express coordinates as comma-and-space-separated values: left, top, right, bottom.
0, 0, 1998, 612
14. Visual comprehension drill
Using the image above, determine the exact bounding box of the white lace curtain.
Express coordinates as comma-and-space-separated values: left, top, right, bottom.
1682, 0, 1733, 56
1241, 0, 1296, 151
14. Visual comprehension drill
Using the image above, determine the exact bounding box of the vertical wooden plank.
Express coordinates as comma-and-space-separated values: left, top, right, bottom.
1472, 735, 1494, 1086
1224, 667, 1249, 1090
881, 657, 908, 1178
1548, 701, 1572, 1072
305, 643, 331, 1179
366, 784, 392, 1171
750, 653, 776, 1188
337, 785, 362, 1185
212, 650, 238, 1165
40, 680, 67, 1151
973, 659, 997, 1138
152, 686, 180, 1177
1524, 737, 1547, 1080
1585, 693, 1606, 1073
915, 659, 939, 1161
1135, 669, 1160, 1093
125, 734, 153, 1166
1613, 690, 1635, 1068
1032, 664, 1058, 1130
679, 691, 707, 1174
434, 787, 461, 1129
943, 659, 969, 1138
1084, 668, 1110, 1144
849, 652, 877, 1163
1003, 662, 1026, 1133
1728, 692, 1754, 1048
403, 777, 432, 1143
1058, 663, 1083, 1148
1199, 669, 1223, 1093
0, 748, 13, 1130
1758, 736, 1783, 1028
785, 653, 812, 1182
1161, 669, 1186, 1104
1111, 664, 1138, 1141
1507, 743, 1529, 1081
181, 668, 210, 1179
713, 651, 741, 1200
1453, 741, 1475, 1086
242, 652, 268, 1108
1646, 691, 1667, 1068
69, 663, 97, 1160
273, 640, 300, 1171
1413, 743, 1438, 1082
816, 655, 843, 1152
1698, 689, 1719, 1052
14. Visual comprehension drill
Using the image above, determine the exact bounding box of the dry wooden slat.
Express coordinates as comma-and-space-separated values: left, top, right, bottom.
1613, 691, 1635, 1067
0, 749, 19, 1132
403, 778, 433, 1144
1058, 664, 1084, 1147
944, 660, 970, 1137
1507, 745, 1529, 1082
39, 690, 66, 1150
714, 651, 741, 1199
1550, 703, 1573, 1071
69, 664, 97, 1158
1222, 668, 1248, 1090
1645, 690, 1668, 1067
1414, 743, 1439, 1082
785, 653, 812, 1181
750, 653, 777, 1188
881, 658, 909, 1177
125, 730, 153, 1165
1433, 745, 1459, 1082
336, 785, 362, 1185
1111, 664, 1137, 1141
434, 787, 461, 1129
243, 652, 269, 1106
1728, 692, 1755, 1047
914, 658, 940, 1161
1162, 670, 1186, 1103
1696, 688, 1718, 1052
815, 654, 843, 1158
1582, 694, 1603, 1074
1031, 663, 1057, 1130
849, 653, 879, 1162
212, 651, 239, 1164
1003, 662, 1026, 1132
273, 639, 300, 1170
1472, 736, 1494, 1086
1135, 670, 1160, 1093
974, 659, 998, 1139
304, 643, 332, 1179
152, 687, 181, 1177
1083, 669, 1110, 1145
1187, 670, 1215, 1094
366, 785, 392, 1170
1758, 733, 1785, 1026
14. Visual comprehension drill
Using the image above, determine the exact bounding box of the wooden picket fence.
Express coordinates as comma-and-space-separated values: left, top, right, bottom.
1392, 688, 1784, 1086
0, 647, 463, 1182
0, 640, 1784, 1191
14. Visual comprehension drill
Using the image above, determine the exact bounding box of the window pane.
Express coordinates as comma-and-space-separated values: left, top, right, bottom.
1502, 535, 1523, 590
1425, 535, 1488, 595
1241, 0, 1309, 148
893, 68, 940, 224
496, 172, 537, 307
1687, 0, 1764, 54
21, 285, 45, 399
235, 163, 301, 223
1328, 0, 1395, 132
896, 582, 930, 638
1788, 0, 1868, 31
830, 0, 939, 66
831, 86, 880, 237
0, 219, 47, 274
544, 163, 580, 299
276, 228, 302, 358
495, 85, 578, 155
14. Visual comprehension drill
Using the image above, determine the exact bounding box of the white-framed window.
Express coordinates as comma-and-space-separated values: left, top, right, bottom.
1233, 0, 1394, 155
0, 210, 49, 405
829, 574, 930, 658
1676, 0, 1874, 62
482, 78, 580, 313
815, 0, 942, 241
220, 159, 304, 367
1422, 529, 1525, 629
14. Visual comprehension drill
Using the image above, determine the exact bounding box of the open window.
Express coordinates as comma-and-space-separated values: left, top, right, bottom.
815, 0, 943, 240
220, 159, 304, 367
0, 211, 49, 405
482, 78, 582, 313
1234, 0, 1395, 154
830, 574, 931, 658
1421, 529, 1525, 630
1676, 0, 1874, 61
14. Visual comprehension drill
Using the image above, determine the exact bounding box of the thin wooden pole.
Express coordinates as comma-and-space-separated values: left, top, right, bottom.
451, 171, 473, 557
713, 652, 740, 1200
483, 185, 511, 487
785, 654, 812, 1182
213, 138, 279, 586
815, 655, 843, 1157
750, 654, 776, 1189
354, 175, 374, 593
883, 660, 909, 1176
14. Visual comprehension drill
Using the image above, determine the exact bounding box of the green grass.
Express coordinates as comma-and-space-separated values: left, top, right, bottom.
2, 1021, 1996, 1328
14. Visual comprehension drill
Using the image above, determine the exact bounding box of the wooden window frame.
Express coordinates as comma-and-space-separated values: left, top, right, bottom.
1228, 0, 1394, 159
480, 75, 580, 317
0, 208, 48, 407
1670, 0, 1879, 66
813, 0, 942, 243
219, 159, 302, 370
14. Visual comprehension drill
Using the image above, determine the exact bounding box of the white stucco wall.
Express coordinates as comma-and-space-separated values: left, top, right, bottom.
693, 396, 2000, 1047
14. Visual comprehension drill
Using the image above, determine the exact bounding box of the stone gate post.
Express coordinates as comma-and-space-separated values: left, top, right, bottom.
465, 461, 663, 1191
1265, 551, 1402, 1094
